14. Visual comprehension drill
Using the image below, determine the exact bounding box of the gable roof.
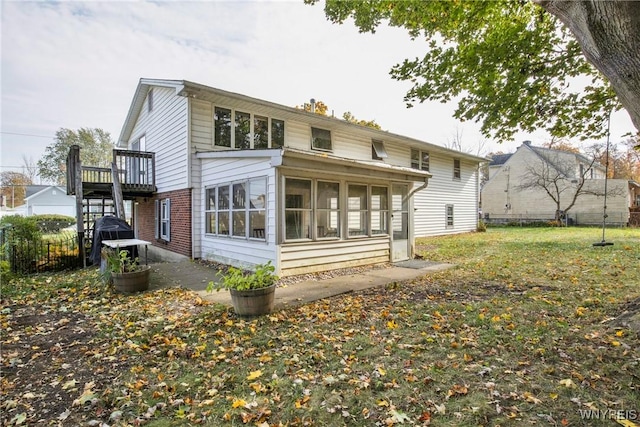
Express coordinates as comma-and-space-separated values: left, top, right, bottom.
489, 153, 512, 166
119, 78, 489, 164
25, 186, 68, 201
525, 144, 605, 178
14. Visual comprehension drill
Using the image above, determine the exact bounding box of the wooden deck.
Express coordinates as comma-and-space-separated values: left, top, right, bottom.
67, 147, 156, 198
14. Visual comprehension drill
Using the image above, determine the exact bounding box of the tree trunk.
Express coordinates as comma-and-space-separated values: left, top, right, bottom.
535, 1, 640, 133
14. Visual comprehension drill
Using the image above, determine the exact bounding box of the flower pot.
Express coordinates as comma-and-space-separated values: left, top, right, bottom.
112, 265, 151, 293
229, 284, 276, 317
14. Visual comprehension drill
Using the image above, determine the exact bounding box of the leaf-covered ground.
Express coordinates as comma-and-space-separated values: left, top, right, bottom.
1, 227, 639, 426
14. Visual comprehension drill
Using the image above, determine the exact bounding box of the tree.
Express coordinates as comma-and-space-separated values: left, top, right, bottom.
590, 137, 640, 182
309, 0, 640, 141
21, 155, 39, 183
342, 111, 382, 130
1, 171, 32, 208
37, 128, 114, 185
297, 100, 329, 115
516, 152, 620, 221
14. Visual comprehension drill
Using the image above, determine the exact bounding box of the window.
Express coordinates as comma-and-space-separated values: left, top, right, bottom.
206, 178, 267, 240
446, 204, 454, 228
371, 186, 389, 235
285, 178, 311, 240
372, 140, 388, 160
215, 107, 284, 149
155, 198, 170, 241
316, 181, 340, 238
348, 184, 368, 237
235, 111, 251, 150
232, 182, 247, 236
311, 127, 332, 151
254, 115, 269, 149
147, 89, 153, 113
410, 149, 429, 171
214, 107, 232, 147
453, 159, 461, 179
272, 119, 285, 148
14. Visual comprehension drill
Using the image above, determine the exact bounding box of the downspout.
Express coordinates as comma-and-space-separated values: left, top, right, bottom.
186, 95, 197, 259
405, 177, 429, 202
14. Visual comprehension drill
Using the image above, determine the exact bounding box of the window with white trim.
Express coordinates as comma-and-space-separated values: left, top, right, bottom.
155, 198, 170, 241
372, 140, 388, 160
311, 127, 332, 151
411, 149, 429, 171
453, 158, 461, 180
205, 178, 267, 240
446, 204, 454, 228
214, 107, 285, 149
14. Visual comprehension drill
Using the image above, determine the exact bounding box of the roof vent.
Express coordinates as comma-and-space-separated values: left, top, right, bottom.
523, 140, 532, 146
310, 98, 316, 113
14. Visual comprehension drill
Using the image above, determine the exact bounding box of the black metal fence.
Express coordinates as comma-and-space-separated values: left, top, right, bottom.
0, 226, 83, 275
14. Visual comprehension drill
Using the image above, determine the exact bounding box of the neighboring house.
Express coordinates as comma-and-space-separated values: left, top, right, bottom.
73, 78, 486, 276
481, 141, 638, 225
15, 186, 76, 218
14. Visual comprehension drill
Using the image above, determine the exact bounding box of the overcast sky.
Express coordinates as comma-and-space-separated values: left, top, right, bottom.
1, 0, 635, 181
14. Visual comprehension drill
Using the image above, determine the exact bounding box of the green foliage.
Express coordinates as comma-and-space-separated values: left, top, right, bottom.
342, 111, 382, 129
0, 215, 41, 242
207, 261, 278, 292
476, 219, 487, 232
37, 127, 114, 185
32, 214, 75, 233
102, 248, 142, 276
310, 0, 619, 141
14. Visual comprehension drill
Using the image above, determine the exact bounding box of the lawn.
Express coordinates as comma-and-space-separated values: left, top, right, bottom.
1, 227, 639, 426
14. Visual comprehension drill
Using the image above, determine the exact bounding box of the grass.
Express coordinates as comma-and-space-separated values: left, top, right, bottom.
2, 227, 639, 426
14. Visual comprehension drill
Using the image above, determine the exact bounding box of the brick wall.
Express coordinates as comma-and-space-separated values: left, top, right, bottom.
136, 188, 192, 257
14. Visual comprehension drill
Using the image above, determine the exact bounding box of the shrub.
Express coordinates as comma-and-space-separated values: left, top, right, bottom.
207, 261, 278, 292
0, 215, 41, 242
33, 214, 76, 233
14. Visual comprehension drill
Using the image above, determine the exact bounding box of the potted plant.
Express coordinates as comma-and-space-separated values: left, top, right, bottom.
102, 248, 151, 293
207, 261, 278, 316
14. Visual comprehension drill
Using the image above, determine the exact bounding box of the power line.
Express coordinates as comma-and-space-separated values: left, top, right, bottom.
1, 131, 54, 139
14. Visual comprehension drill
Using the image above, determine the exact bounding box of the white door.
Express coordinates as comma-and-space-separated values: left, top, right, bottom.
391, 184, 409, 261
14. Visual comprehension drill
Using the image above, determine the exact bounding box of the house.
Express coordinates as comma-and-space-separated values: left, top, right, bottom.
13, 185, 76, 218
70, 78, 486, 276
481, 141, 639, 225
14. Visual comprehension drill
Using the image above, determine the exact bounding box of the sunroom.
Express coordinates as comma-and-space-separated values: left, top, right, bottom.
198, 148, 431, 276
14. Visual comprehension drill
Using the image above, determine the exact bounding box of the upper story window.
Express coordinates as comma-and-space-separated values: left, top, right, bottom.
453, 158, 461, 180
411, 149, 429, 171
372, 140, 388, 160
214, 106, 285, 149
311, 127, 332, 151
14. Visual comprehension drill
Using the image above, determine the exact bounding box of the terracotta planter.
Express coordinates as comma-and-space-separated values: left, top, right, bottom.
112, 265, 151, 293
229, 284, 276, 317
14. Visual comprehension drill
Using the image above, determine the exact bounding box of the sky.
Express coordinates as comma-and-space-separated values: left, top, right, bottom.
1, 0, 636, 183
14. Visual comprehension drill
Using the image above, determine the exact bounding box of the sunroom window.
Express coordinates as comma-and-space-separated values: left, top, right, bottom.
316, 181, 340, 238
371, 186, 389, 235
285, 178, 311, 240
348, 184, 368, 237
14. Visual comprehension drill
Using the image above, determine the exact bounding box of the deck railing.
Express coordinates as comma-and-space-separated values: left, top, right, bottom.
66, 146, 156, 194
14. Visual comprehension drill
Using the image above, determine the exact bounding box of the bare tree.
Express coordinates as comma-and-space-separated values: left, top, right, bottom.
21, 155, 39, 183
517, 152, 622, 221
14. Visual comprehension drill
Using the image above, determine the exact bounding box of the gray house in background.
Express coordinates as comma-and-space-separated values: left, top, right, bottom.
481, 142, 639, 225
17, 185, 76, 218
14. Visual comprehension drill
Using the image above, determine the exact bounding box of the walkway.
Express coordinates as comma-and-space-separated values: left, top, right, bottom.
149, 259, 454, 310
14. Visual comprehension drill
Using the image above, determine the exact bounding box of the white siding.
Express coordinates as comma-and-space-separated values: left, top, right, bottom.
279, 237, 390, 276
199, 157, 277, 269
129, 86, 188, 192
414, 153, 479, 236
